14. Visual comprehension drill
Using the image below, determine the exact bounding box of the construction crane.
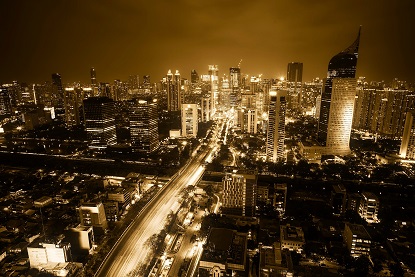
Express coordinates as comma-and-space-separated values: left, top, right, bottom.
238, 59, 242, 68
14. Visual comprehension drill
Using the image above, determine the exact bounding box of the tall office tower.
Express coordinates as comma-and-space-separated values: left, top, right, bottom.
325, 78, 357, 154
129, 98, 159, 153
90, 67, 97, 86
99, 82, 112, 98
181, 103, 198, 137
287, 62, 303, 83
51, 73, 64, 108
286, 62, 303, 111
315, 95, 321, 120
221, 170, 257, 217
166, 70, 182, 111
241, 92, 255, 109
112, 80, 128, 101
128, 75, 139, 90
0, 87, 11, 115
239, 109, 257, 134
250, 75, 261, 93
142, 75, 151, 89
201, 95, 210, 123
208, 65, 218, 112
359, 192, 379, 223
83, 97, 116, 148
191, 69, 199, 85
399, 111, 415, 159
230, 67, 241, 107
317, 28, 360, 154
78, 202, 108, 232
64, 87, 84, 127
266, 90, 287, 162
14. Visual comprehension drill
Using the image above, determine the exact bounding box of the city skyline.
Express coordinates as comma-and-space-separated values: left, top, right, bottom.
0, 1, 414, 83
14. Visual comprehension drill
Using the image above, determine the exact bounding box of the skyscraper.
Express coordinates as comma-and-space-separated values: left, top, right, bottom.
317, 28, 360, 154
83, 97, 117, 148
400, 111, 415, 160
191, 69, 199, 85
181, 103, 198, 137
0, 87, 11, 115
90, 67, 97, 86
166, 70, 182, 111
129, 98, 159, 153
221, 170, 257, 217
287, 62, 303, 111
51, 73, 64, 108
208, 65, 218, 113
266, 90, 287, 162
230, 67, 241, 107
287, 62, 303, 83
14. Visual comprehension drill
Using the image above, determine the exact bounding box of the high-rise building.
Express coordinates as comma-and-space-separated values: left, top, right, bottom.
201, 95, 210, 123
83, 97, 116, 148
208, 65, 218, 112
191, 69, 199, 85
64, 87, 84, 127
273, 183, 287, 215
90, 67, 97, 86
317, 28, 360, 153
359, 192, 379, 223
240, 109, 257, 134
221, 170, 257, 217
142, 75, 151, 89
287, 62, 303, 83
128, 98, 159, 153
181, 103, 198, 137
325, 78, 357, 155
400, 111, 415, 160
51, 73, 64, 108
128, 75, 139, 91
0, 87, 11, 115
78, 202, 108, 232
230, 67, 241, 107
287, 62, 303, 111
166, 70, 182, 111
266, 90, 287, 162
344, 223, 371, 257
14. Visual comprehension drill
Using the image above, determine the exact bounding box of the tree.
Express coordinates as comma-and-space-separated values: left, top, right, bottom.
354, 255, 370, 276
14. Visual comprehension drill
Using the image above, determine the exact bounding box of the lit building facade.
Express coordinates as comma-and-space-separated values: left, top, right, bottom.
166, 70, 182, 111
273, 183, 287, 215
221, 170, 257, 217
0, 87, 12, 115
181, 103, 198, 137
325, 78, 357, 155
317, 28, 360, 154
344, 223, 371, 257
359, 192, 379, 223
28, 241, 72, 268
400, 111, 415, 159
266, 90, 287, 162
280, 224, 305, 254
201, 95, 210, 123
51, 73, 64, 108
208, 65, 219, 113
286, 62, 303, 111
90, 67, 97, 86
83, 97, 117, 149
128, 98, 159, 153
78, 202, 108, 232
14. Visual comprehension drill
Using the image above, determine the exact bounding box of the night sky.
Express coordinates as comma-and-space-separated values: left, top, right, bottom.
0, 0, 414, 84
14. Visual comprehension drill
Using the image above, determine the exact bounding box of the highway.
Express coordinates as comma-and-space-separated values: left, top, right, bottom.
95, 126, 221, 277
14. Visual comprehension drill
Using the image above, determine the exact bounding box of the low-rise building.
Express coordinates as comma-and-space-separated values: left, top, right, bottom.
199, 228, 248, 276
280, 224, 305, 254
259, 242, 293, 277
